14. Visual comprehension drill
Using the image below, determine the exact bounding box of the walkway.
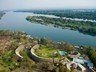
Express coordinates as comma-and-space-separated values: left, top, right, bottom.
15, 43, 59, 62
15, 45, 24, 58
30, 44, 59, 62
30, 44, 42, 62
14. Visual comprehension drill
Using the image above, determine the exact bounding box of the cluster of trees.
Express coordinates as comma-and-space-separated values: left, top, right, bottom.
38, 61, 70, 72
81, 46, 96, 68
26, 16, 96, 36
39, 38, 75, 52
0, 47, 37, 72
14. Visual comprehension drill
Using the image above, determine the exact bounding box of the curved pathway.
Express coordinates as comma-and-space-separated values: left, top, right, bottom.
15, 43, 58, 62
30, 44, 59, 62
15, 45, 24, 58
30, 44, 43, 62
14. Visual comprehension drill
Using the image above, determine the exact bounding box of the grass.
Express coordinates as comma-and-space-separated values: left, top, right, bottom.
35, 45, 59, 58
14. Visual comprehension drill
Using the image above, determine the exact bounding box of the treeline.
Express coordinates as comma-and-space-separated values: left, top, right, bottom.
20, 9, 96, 20
26, 16, 96, 36
42, 10, 96, 20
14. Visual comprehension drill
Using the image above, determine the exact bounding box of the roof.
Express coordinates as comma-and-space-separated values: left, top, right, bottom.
73, 58, 93, 68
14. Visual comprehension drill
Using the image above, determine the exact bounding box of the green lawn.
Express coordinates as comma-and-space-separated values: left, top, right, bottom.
35, 45, 58, 58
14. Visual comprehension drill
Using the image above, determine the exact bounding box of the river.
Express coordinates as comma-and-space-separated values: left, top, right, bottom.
0, 12, 96, 47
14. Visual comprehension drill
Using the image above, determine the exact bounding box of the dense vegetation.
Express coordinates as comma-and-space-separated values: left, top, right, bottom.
0, 30, 96, 71
0, 30, 37, 72
0, 30, 74, 72
26, 16, 96, 36
16, 9, 96, 20
79, 46, 96, 68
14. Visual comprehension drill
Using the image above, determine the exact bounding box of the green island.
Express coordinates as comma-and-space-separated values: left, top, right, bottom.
26, 16, 96, 36
0, 30, 96, 72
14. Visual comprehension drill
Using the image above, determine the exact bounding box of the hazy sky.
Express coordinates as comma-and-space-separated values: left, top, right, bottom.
0, 0, 96, 10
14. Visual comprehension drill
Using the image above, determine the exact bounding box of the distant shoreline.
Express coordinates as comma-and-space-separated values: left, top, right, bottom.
15, 11, 96, 23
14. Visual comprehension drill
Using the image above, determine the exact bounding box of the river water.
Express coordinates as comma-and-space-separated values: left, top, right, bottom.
0, 12, 96, 47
